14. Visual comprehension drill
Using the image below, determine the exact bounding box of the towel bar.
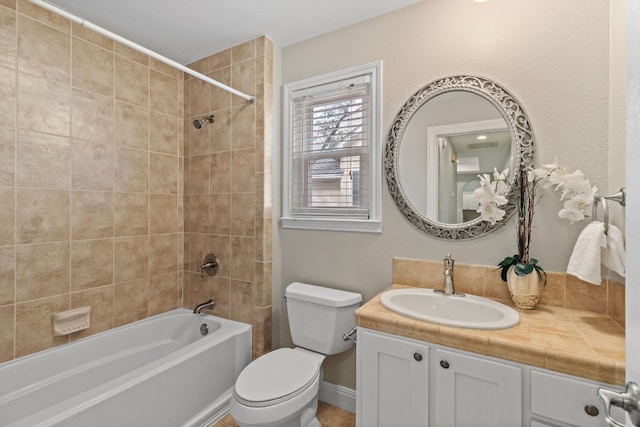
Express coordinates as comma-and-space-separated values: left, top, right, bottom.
592, 195, 609, 234
603, 188, 626, 206
592, 187, 626, 235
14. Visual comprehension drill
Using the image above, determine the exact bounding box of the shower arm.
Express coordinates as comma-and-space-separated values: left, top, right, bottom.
28, 0, 256, 105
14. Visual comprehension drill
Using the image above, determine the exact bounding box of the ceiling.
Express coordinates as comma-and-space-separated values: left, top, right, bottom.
449, 130, 511, 175
45, 0, 423, 65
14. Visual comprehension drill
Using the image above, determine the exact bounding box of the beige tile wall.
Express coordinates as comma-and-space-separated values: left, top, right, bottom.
392, 257, 626, 329
0, 0, 185, 363
183, 37, 273, 359
0, 1, 274, 364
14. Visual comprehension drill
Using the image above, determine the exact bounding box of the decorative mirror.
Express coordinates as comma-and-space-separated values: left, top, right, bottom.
385, 75, 535, 239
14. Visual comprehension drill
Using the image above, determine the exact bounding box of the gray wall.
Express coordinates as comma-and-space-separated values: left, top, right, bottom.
275, 0, 623, 389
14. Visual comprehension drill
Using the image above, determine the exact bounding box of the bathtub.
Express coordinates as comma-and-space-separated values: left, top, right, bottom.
0, 308, 252, 427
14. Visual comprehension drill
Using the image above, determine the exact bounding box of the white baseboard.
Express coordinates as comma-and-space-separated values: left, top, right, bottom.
319, 380, 356, 414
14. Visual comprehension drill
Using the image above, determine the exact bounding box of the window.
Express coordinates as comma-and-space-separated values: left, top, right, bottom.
282, 62, 382, 232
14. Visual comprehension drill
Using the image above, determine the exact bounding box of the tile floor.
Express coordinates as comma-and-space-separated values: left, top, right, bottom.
213, 401, 356, 427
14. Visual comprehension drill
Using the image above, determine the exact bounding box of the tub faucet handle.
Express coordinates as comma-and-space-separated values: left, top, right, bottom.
200, 253, 219, 278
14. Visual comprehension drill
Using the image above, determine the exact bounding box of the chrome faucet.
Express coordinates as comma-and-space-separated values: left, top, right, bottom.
193, 299, 215, 314
442, 254, 455, 295
433, 254, 464, 297
434, 254, 463, 297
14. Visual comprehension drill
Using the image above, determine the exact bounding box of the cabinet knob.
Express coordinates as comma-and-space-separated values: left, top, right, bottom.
440, 360, 450, 369
413, 352, 423, 362
584, 405, 600, 417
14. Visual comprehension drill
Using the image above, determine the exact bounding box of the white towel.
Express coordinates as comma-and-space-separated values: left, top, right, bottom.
566, 221, 607, 285
602, 224, 625, 277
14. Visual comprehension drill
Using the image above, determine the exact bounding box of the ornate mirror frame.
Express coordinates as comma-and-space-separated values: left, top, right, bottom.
385, 75, 535, 240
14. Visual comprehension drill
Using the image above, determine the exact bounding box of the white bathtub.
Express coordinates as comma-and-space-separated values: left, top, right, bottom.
0, 308, 252, 427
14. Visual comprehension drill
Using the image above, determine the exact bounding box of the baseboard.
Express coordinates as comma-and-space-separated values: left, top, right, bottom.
319, 380, 356, 414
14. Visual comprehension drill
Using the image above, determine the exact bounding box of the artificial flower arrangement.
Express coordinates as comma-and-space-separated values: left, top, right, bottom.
473, 160, 597, 284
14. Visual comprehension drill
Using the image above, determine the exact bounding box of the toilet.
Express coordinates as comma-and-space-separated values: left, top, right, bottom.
229, 282, 362, 427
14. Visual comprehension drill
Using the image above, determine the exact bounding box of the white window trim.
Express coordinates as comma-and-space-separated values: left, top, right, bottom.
281, 61, 383, 233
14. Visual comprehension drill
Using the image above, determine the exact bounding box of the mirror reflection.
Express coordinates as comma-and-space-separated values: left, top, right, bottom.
399, 91, 511, 225
385, 75, 535, 240
445, 129, 511, 222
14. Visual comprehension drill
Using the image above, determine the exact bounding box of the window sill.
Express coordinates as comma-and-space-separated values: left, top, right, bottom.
281, 217, 382, 233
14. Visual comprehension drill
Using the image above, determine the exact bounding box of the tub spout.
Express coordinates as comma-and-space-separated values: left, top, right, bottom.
193, 299, 215, 314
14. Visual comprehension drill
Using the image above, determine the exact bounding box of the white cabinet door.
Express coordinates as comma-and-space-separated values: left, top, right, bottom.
357, 329, 430, 427
531, 370, 625, 427
433, 348, 522, 427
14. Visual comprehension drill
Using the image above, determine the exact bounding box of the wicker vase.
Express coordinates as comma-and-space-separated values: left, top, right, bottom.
506, 265, 543, 309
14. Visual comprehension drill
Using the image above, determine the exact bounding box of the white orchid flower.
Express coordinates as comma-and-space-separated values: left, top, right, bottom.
493, 167, 509, 181
559, 172, 590, 200
560, 169, 585, 185
492, 193, 508, 206
548, 169, 572, 189
528, 168, 543, 182
558, 206, 585, 223
478, 173, 493, 189
563, 197, 585, 212
477, 202, 506, 224
541, 159, 559, 171
566, 192, 594, 214
492, 168, 510, 195
473, 188, 491, 205
528, 167, 549, 182
476, 159, 595, 229
475, 174, 497, 198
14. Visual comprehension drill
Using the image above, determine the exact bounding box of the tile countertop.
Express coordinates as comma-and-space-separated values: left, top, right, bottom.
354, 285, 625, 386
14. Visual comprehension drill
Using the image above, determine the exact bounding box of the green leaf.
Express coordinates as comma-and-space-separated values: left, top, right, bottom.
514, 262, 534, 276
495, 255, 522, 282
496, 254, 546, 285
500, 266, 509, 282
497, 257, 515, 268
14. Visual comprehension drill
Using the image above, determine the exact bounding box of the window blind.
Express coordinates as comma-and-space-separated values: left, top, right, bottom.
289, 75, 372, 218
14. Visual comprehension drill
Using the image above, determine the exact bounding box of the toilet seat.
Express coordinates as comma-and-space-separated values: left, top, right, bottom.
234, 348, 321, 408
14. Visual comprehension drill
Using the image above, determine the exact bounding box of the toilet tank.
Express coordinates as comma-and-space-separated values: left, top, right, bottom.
285, 282, 362, 355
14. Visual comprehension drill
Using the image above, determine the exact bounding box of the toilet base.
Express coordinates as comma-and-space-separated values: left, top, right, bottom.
231, 401, 319, 427
230, 375, 321, 427
300, 406, 321, 427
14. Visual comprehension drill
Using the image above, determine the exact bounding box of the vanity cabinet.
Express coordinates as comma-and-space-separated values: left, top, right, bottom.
356, 329, 430, 427
356, 328, 623, 427
529, 370, 625, 427
356, 328, 521, 427
433, 348, 522, 426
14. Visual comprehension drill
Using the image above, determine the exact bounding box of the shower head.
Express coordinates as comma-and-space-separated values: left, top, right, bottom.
193, 114, 215, 129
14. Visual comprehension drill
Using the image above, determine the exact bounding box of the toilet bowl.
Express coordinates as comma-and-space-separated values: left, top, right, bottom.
230, 348, 325, 427
229, 282, 362, 427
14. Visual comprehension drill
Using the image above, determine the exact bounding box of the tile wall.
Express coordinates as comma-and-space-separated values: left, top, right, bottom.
392, 257, 626, 329
183, 38, 273, 359
0, 0, 274, 363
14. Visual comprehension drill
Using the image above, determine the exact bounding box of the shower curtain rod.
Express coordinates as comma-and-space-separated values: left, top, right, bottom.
28, 0, 256, 104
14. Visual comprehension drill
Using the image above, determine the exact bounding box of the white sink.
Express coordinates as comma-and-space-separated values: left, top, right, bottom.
380, 288, 519, 330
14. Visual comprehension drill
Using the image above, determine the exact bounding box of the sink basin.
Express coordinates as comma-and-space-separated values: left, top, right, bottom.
380, 288, 519, 330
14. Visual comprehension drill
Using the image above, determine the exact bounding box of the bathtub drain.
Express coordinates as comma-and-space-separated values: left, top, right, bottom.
200, 323, 209, 336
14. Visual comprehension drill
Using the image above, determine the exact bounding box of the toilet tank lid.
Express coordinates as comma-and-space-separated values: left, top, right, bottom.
285, 282, 362, 307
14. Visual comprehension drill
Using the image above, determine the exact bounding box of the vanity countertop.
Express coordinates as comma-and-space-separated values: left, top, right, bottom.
355, 285, 625, 386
